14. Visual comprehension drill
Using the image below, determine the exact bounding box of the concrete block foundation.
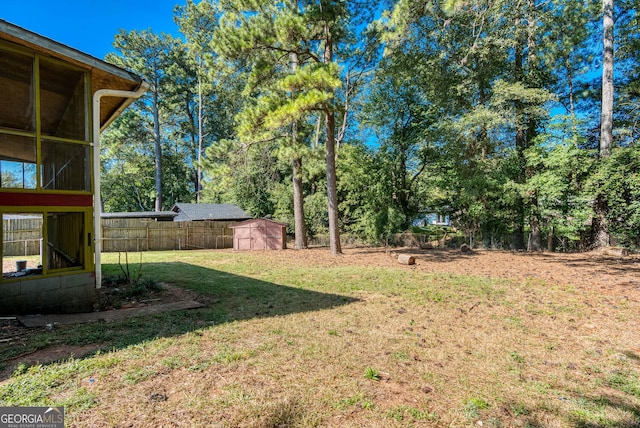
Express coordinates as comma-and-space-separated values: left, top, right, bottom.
0, 272, 96, 315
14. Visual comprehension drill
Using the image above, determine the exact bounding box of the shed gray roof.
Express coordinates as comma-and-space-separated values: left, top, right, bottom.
101, 211, 178, 220
171, 203, 251, 222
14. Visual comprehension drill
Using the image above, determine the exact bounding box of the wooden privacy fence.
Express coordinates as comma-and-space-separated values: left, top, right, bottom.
3, 217, 237, 255
3, 216, 43, 257
101, 218, 235, 252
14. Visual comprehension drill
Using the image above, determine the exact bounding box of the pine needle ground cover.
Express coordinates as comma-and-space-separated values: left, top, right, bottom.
1, 248, 639, 427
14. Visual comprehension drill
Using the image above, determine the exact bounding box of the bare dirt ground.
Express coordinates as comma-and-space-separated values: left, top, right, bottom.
270, 246, 640, 300
0, 283, 201, 378
389, 247, 640, 299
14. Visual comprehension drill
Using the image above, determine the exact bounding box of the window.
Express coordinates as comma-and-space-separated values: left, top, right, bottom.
0, 46, 90, 193
0, 45, 92, 281
41, 139, 90, 191
39, 58, 87, 141
0, 49, 34, 132
2, 213, 43, 278
47, 212, 84, 270
0, 134, 36, 189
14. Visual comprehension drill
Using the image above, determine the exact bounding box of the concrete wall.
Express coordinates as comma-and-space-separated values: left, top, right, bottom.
0, 272, 96, 315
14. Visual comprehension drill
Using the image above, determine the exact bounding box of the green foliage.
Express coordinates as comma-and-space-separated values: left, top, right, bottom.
591, 146, 640, 248
463, 397, 490, 419
513, 131, 596, 250
364, 366, 381, 381
608, 370, 640, 399
93, 0, 640, 250
202, 139, 283, 217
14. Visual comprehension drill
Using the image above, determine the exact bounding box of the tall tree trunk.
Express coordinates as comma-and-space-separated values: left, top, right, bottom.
600, 0, 614, 159
593, 0, 614, 248
323, 24, 341, 255
513, 19, 526, 250
292, 156, 307, 249
325, 109, 341, 255
196, 72, 203, 203
529, 196, 542, 251
290, 41, 308, 249
153, 78, 163, 212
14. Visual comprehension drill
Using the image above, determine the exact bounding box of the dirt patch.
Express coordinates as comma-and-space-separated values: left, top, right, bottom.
269, 246, 640, 299
0, 282, 203, 379
399, 247, 640, 298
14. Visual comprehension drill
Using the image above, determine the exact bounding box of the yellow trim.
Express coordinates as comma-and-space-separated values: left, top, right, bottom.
1, 269, 90, 284
0, 206, 93, 213
40, 135, 91, 145
86, 73, 95, 195
0, 45, 91, 193
0, 40, 39, 59
0, 43, 96, 283
0, 207, 95, 282
0, 128, 35, 138
38, 56, 90, 145
0, 188, 92, 195
35, 55, 42, 190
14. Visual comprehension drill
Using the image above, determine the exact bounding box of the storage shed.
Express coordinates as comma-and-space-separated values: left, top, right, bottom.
231, 218, 287, 251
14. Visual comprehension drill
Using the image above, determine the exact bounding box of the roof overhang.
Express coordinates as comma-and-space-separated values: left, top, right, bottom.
0, 19, 144, 130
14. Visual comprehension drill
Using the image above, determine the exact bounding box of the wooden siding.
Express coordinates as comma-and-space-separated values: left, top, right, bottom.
231, 218, 286, 251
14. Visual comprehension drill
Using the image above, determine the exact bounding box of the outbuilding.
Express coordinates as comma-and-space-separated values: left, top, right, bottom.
0, 20, 147, 314
231, 218, 288, 251
171, 203, 251, 222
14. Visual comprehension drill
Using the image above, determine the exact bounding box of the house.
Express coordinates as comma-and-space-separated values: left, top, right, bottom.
171, 203, 251, 222
413, 213, 451, 227
0, 20, 147, 314
101, 211, 178, 222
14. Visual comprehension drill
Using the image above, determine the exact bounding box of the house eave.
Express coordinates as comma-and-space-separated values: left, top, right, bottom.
0, 19, 144, 129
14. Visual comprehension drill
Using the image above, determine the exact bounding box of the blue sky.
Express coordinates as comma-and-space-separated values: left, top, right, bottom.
2, 0, 182, 60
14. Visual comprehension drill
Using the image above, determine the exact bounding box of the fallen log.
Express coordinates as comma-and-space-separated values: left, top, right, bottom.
398, 254, 416, 265
599, 247, 628, 257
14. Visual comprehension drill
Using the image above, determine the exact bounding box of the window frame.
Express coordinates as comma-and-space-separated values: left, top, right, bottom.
0, 42, 95, 282
0, 42, 93, 195
1, 206, 94, 281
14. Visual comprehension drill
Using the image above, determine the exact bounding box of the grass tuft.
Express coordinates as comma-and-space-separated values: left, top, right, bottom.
364, 366, 381, 381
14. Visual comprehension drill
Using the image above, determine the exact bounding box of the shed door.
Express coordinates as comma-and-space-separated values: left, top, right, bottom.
234, 227, 252, 250
264, 226, 282, 250
252, 225, 266, 249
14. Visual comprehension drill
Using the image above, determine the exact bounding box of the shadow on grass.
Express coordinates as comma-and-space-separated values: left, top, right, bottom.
569, 394, 640, 428
0, 261, 358, 380
501, 392, 640, 427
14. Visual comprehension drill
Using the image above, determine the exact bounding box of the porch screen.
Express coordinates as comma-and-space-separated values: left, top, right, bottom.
47, 212, 84, 270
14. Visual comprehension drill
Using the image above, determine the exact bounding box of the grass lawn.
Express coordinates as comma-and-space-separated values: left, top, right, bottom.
1, 248, 639, 427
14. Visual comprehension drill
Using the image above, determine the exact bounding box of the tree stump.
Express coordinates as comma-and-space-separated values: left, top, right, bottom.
398, 254, 416, 265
